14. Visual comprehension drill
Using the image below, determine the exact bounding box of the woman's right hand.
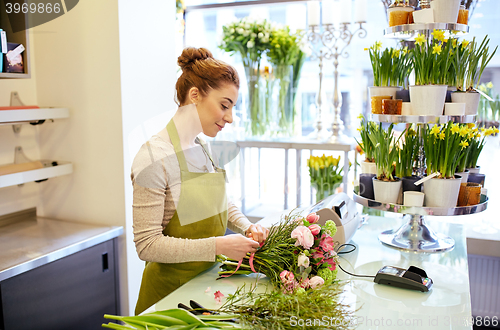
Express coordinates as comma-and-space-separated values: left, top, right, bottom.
215, 234, 260, 260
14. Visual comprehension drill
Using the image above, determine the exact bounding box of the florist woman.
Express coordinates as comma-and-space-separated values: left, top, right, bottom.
132, 47, 269, 315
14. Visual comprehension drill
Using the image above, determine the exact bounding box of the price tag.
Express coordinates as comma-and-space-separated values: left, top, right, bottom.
0, 31, 7, 54
6, 44, 25, 61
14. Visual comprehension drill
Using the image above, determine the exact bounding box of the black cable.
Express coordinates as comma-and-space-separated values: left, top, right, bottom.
335, 243, 376, 279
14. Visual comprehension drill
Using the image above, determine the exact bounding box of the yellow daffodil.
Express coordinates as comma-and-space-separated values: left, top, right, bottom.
430, 125, 441, 136
432, 44, 442, 55
461, 40, 470, 49
431, 29, 446, 42
487, 82, 494, 89
494, 127, 499, 134
357, 113, 364, 120
484, 128, 494, 136
459, 126, 469, 137
451, 39, 458, 48
451, 123, 460, 134
364, 47, 369, 51
467, 131, 475, 140
467, 123, 475, 129
402, 46, 409, 54
374, 41, 382, 51
439, 132, 446, 140
415, 34, 426, 46
460, 140, 469, 150
392, 49, 401, 58
444, 38, 449, 43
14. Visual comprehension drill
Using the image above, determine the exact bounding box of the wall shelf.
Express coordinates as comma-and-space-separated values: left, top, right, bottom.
0, 161, 73, 188
0, 108, 69, 125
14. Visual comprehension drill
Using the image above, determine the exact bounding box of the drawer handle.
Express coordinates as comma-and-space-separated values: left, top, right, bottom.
102, 252, 109, 272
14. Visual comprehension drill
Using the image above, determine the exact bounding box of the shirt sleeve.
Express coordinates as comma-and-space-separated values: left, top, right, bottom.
227, 200, 252, 235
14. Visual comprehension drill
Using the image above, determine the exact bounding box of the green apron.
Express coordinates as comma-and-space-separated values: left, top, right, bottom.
135, 119, 228, 315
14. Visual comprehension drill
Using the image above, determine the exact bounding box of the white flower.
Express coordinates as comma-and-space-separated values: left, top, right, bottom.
247, 40, 255, 48
309, 276, 325, 289
245, 23, 251, 29
237, 28, 244, 35
230, 28, 235, 34
298, 253, 310, 268
251, 33, 257, 38
258, 32, 264, 39
243, 30, 250, 37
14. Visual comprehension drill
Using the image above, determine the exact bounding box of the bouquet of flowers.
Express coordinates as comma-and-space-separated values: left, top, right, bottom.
307, 154, 346, 202
217, 212, 339, 293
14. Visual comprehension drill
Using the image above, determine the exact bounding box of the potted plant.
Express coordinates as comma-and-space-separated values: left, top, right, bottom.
393, 46, 413, 102
369, 123, 403, 204
451, 36, 498, 115
422, 122, 469, 207
355, 115, 377, 174
410, 30, 453, 116
395, 127, 421, 193
220, 17, 273, 136
466, 126, 498, 186
366, 41, 402, 112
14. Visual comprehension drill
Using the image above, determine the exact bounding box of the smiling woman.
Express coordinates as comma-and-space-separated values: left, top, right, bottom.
131, 47, 269, 315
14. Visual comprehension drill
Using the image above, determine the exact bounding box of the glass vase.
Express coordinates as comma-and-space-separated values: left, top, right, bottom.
312, 181, 340, 203
244, 62, 267, 137
270, 64, 294, 137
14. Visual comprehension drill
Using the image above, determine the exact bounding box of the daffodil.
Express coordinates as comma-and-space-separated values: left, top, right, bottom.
451, 123, 460, 134
487, 82, 494, 89
467, 131, 475, 140
439, 132, 446, 140
494, 127, 499, 134
364, 47, 369, 51
430, 125, 441, 136
451, 39, 458, 48
467, 123, 475, 129
461, 40, 470, 49
415, 34, 426, 46
392, 49, 401, 58
460, 140, 469, 149
431, 29, 446, 42
357, 113, 364, 120
459, 126, 469, 137
373, 41, 382, 51
432, 44, 442, 55
484, 128, 494, 136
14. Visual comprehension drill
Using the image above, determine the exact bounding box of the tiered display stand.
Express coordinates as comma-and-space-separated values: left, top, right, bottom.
353, 23, 488, 253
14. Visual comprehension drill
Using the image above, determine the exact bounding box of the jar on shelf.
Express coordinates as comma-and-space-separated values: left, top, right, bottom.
457, 3, 468, 24
388, 1, 414, 27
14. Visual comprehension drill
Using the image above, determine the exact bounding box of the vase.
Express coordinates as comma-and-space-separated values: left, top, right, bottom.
373, 177, 402, 204
269, 64, 294, 137
431, 0, 461, 23
402, 176, 422, 193
359, 173, 376, 200
455, 170, 469, 184
467, 173, 485, 187
244, 63, 266, 137
409, 85, 447, 116
457, 182, 482, 206
423, 176, 462, 207
467, 166, 480, 174
369, 86, 401, 99
388, 6, 414, 26
313, 181, 340, 203
360, 160, 377, 175
451, 91, 481, 115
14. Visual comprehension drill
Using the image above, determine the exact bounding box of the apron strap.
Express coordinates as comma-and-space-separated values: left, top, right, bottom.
195, 137, 220, 171
166, 120, 189, 172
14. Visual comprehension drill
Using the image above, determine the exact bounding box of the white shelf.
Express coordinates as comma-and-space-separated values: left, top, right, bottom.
370, 114, 476, 124
0, 108, 69, 125
384, 23, 469, 40
0, 161, 73, 188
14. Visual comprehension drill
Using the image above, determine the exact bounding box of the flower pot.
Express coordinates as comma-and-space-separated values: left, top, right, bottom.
455, 170, 469, 184
373, 177, 402, 204
409, 85, 447, 116
404, 191, 425, 207
360, 160, 377, 175
412, 8, 434, 24
444, 103, 465, 116
359, 173, 376, 200
431, 0, 460, 23
402, 176, 422, 193
446, 86, 457, 102
423, 176, 462, 207
396, 89, 410, 102
467, 173, 485, 187
401, 102, 412, 115
467, 166, 480, 174
369, 86, 401, 99
451, 91, 481, 115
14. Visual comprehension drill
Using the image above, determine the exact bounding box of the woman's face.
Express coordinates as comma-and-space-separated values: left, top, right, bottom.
196, 84, 239, 137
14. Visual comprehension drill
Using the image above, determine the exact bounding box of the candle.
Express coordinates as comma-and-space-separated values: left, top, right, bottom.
307, 1, 321, 26
322, 0, 335, 25
339, 0, 352, 24
354, 0, 367, 22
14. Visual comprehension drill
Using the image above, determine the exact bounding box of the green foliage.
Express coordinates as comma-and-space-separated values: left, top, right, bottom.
395, 127, 420, 178
369, 123, 402, 181
355, 115, 377, 162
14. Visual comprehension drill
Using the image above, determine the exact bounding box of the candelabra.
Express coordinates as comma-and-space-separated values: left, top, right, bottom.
306, 0, 367, 143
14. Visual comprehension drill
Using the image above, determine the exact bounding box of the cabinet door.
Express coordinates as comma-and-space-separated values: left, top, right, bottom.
0, 239, 119, 330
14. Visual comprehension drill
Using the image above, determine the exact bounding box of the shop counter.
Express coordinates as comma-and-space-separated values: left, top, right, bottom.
147, 215, 472, 330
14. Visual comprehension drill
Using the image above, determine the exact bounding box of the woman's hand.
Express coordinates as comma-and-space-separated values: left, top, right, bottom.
245, 224, 269, 244
215, 234, 260, 261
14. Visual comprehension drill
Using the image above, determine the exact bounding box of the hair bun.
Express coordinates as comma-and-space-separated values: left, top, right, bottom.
178, 47, 214, 70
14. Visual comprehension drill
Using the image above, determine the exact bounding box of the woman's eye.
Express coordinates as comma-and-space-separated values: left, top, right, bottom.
222, 104, 229, 110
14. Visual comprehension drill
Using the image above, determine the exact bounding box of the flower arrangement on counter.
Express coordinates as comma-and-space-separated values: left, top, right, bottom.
307, 154, 348, 202
217, 211, 339, 292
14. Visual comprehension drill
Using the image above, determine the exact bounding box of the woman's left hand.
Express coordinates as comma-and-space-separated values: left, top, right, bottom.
245, 224, 269, 244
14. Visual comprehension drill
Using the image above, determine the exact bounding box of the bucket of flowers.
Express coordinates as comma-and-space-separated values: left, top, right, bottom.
217, 211, 339, 293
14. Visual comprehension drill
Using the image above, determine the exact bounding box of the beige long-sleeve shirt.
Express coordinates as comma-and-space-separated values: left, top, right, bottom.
131, 127, 252, 264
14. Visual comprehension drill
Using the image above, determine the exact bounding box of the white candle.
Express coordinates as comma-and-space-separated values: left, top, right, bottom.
322, 0, 335, 25
339, 0, 352, 24
307, 1, 321, 26
354, 0, 367, 22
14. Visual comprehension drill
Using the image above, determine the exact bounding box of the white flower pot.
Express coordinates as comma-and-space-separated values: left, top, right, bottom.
412, 8, 434, 24
423, 177, 462, 207
451, 91, 481, 115
431, 0, 461, 23
467, 166, 480, 174
455, 170, 469, 184
360, 160, 377, 175
373, 177, 402, 204
369, 86, 402, 99
409, 85, 447, 116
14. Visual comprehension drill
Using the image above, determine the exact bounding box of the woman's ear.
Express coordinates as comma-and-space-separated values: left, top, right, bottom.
188, 87, 201, 105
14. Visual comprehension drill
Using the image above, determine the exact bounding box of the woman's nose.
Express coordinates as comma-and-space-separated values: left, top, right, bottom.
224, 108, 233, 124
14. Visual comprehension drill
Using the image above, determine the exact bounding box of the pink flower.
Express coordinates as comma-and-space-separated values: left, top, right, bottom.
280, 270, 295, 284
214, 290, 224, 303
319, 235, 334, 252
299, 278, 310, 289
291, 226, 314, 249
306, 212, 320, 224
308, 224, 321, 236
326, 258, 337, 271
309, 276, 325, 289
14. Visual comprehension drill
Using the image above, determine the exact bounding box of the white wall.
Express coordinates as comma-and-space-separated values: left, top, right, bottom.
0, 0, 179, 316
